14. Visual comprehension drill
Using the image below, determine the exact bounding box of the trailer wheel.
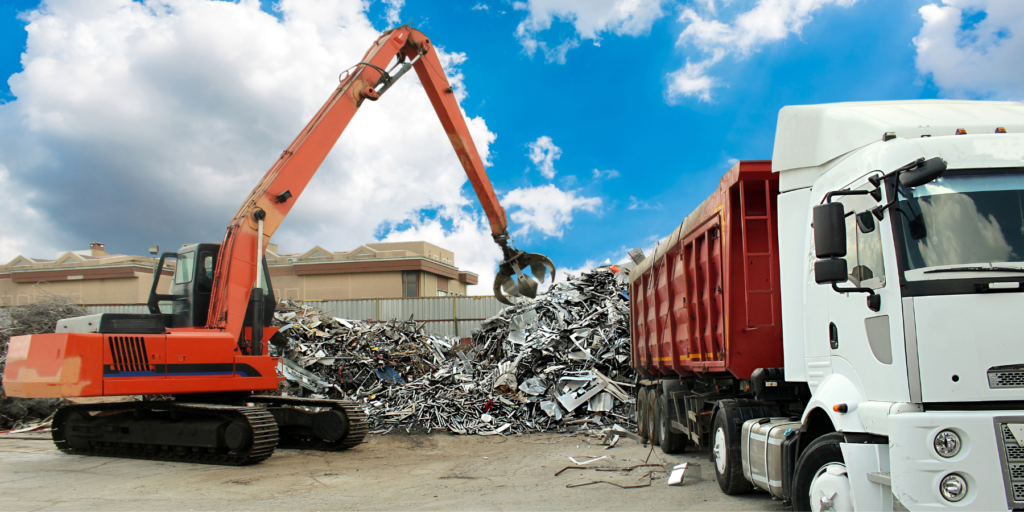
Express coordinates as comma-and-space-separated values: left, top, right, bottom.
637, 389, 649, 441
791, 433, 852, 512
647, 389, 661, 446
711, 408, 752, 495
657, 391, 688, 454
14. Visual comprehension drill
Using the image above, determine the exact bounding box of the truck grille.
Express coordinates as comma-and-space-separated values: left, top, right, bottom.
989, 368, 1024, 388
997, 420, 1024, 507
108, 336, 150, 373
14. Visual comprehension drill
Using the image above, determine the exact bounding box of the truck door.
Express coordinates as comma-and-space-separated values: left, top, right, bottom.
825, 181, 911, 403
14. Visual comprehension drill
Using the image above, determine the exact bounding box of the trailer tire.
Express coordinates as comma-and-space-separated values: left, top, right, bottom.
711, 408, 752, 495
657, 391, 687, 454
647, 388, 661, 446
637, 389, 649, 441
791, 433, 851, 512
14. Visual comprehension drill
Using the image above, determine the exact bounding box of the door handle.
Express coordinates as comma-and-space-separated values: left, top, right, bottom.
829, 322, 839, 350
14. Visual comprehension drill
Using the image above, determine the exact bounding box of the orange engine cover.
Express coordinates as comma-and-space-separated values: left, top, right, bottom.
3, 329, 281, 398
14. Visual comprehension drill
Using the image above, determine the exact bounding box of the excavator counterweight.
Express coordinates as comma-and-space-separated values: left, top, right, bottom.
2, 25, 554, 465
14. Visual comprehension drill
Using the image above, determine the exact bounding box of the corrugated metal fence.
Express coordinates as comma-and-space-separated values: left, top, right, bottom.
302, 296, 506, 337
76, 296, 507, 338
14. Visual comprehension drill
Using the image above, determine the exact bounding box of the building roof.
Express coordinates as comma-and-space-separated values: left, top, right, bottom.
267, 241, 476, 283
4, 241, 477, 283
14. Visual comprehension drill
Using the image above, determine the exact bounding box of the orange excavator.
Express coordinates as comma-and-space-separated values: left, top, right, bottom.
2, 26, 554, 465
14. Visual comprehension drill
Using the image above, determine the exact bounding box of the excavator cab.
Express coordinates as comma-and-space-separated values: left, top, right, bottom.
147, 243, 275, 329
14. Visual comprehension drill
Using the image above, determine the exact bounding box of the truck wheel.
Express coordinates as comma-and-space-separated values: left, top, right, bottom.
791, 433, 852, 512
637, 389, 649, 441
647, 389, 661, 446
711, 408, 752, 495
658, 391, 688, 454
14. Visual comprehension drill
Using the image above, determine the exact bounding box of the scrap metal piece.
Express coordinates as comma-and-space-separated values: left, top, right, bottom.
540, 401, 563, 420
518, 377, 547, 395
556, 377, 608, 412
569, 456, 609, 465
667, 463, 699, 486
588, 392, 614, 412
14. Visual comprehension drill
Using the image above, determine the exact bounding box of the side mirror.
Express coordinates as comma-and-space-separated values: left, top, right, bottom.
815, 258, 848, 284
899, 157, 946, 188
813, 202, 846, 258
856, 211, 875, 233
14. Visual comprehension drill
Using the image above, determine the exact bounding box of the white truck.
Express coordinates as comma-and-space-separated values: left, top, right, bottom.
630, 100, 1024, 510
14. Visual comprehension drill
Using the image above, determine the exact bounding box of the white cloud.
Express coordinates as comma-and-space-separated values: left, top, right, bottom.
592, 168, 620, 180
670, 0, 859, 102
513, 0, 667, 63
383, 0, 405, 27
627, 196, 661, 210
541, 37, 580, 64
914, 0, 1024, 99
536, 257, 609, 292
527, 135, 561, 179
667, 59, 717, 102
0, 0, 515, 291
502, 184, 601, 238
472, 3, 490, 11
378, 205, 504, 293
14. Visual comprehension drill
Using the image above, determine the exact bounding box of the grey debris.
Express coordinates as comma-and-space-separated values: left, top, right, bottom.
268, 265, 638, 436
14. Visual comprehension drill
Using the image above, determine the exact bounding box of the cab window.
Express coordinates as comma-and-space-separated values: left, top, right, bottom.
840, 185, 886, 289
173, 253, 195, 284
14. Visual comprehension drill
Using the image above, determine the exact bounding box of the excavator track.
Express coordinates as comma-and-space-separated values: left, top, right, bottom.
52, 401, 278, 466
248, 396, 367, 451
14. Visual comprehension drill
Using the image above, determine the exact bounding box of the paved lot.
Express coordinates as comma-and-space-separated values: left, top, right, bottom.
1, 432, 787, 511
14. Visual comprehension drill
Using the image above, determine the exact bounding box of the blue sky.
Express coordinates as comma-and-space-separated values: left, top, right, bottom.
0, 0, 1020, 292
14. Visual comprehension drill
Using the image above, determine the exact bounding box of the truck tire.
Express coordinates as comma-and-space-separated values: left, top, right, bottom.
658, 391, 688, 454
791, 433, 852, 512
637, 388, 649, 441
711, 408, 752, 495
647, 388, 661, 446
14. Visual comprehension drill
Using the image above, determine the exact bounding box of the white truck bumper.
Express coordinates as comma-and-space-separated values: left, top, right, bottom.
889, 410, 1023, 510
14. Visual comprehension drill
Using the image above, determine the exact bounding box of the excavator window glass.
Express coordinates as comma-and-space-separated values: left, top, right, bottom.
174, 252, 195, 285
197, 252, 215, 294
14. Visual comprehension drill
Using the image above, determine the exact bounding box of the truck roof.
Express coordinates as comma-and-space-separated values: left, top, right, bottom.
772, 100, 1024, 175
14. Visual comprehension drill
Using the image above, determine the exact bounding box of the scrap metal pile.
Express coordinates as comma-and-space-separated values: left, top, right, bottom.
271, 267, 636, 435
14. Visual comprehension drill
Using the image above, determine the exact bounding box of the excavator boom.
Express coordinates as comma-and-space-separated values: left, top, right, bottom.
209, 26, 550, 335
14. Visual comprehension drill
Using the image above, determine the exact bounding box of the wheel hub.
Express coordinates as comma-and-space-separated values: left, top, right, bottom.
808, 463, 853, 512
714, 427, 727, 474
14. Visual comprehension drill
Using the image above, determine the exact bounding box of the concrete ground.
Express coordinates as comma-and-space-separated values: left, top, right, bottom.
1, 432, 788, 511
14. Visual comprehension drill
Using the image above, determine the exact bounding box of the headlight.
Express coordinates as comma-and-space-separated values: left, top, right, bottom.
934, 429, 961, 458
940, 473, 968, 502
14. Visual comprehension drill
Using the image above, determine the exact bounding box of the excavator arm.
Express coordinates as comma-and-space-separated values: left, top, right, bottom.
207, 26, 553, 339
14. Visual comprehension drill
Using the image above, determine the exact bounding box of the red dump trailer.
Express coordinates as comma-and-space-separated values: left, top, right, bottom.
629, 160, 806, 460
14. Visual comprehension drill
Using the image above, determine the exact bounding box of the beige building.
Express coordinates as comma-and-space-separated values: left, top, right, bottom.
0, 243, 171, 306
267, 241, 478, 301
1, 241, 478, 306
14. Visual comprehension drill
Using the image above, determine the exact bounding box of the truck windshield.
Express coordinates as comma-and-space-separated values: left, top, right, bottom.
894, 169, 1024, 277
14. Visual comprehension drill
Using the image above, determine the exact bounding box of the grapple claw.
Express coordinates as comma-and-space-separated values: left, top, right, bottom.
493, 269, 516, 306
491, 250, 556, 305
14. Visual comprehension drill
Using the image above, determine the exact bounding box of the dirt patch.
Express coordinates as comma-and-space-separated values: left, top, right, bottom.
0, 432, 787, 511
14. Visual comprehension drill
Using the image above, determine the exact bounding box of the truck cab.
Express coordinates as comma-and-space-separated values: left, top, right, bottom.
776, 100, 1024, 510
